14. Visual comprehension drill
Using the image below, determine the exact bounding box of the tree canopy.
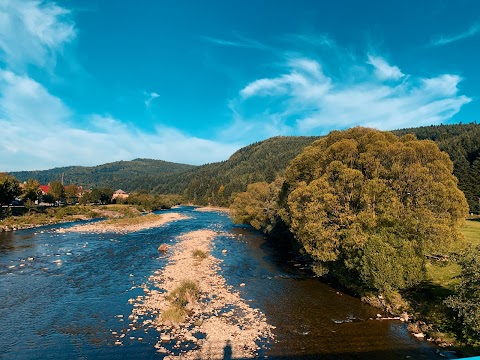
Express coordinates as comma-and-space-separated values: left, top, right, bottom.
48, 181, 65, 202
22, 179, 42, 203
283, 128, 468, 292
0, 173, 21, 206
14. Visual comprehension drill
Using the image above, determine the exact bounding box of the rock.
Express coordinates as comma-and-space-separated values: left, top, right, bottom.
413, 332, 425, 339
161, 334, 171, 342
158, 244, 170, 252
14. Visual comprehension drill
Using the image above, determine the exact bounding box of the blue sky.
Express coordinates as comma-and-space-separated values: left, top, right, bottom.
1, 0, 479, 171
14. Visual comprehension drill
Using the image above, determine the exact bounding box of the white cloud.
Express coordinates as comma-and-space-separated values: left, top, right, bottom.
0, 72, 241, 171
367, 55, 404, 80
0, 0, 76, 70
431, 23, 480, 46
232, 53, 471, 136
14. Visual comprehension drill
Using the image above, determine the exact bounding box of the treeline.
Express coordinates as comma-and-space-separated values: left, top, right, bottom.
10, 158, 196, 193
7, 124, 480, 214
116, 192, 182, 211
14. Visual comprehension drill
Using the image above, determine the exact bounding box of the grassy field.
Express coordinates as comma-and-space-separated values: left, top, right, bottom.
408, 219, 480, 352
427, 219, 480, 287
0, 204, 142, 231
460, 219, 480, 246
103, 213, 160, 227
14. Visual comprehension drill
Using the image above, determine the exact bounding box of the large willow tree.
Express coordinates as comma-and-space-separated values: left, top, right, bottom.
283, 127, 468, 292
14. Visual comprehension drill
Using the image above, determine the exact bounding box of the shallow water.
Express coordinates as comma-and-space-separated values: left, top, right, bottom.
0, 206, 447, 359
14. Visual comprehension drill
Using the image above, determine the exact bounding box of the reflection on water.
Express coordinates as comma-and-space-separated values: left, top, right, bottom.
0, 207, 446, 359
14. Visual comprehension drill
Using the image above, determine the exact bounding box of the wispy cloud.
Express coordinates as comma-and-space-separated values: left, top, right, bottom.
144, 91, 160, 108
431, 23, 480, 46
367, 55, 404, 80
0, 72, 241, 171
200, 34, 267, 50
0, 0, 76, 70
228, 52, 471, 139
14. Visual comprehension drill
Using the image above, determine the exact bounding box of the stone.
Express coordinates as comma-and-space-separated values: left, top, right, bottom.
161, 334, 171, 342
158, 244, 170, 252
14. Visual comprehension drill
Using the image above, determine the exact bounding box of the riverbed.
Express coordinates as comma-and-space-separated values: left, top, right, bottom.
0, 206, 448, 359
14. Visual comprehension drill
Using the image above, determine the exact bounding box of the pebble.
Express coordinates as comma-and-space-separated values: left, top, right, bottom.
161, 334, 171, 342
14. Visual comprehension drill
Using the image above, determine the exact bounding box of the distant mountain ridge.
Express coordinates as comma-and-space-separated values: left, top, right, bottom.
10, 158, 197, 192
8, 124, 480, 213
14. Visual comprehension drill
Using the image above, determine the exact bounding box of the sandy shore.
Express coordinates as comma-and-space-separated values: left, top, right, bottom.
127, 229, 274, 359
56, 213, 189, 234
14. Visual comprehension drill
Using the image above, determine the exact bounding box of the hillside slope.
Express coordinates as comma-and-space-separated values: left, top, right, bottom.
10, 158, 197, 192
177, 136, 319, 205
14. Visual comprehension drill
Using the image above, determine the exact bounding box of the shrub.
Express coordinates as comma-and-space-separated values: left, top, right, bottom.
167, 280, 200, 308
192, 249, 208, 260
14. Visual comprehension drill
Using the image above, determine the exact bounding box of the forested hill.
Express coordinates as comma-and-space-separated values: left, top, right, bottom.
178, 136, 319, 205
393, 123, 480, 213
10, 158, 197, 192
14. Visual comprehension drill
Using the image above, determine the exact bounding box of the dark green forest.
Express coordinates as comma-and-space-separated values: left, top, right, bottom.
9, 124, 480, 214
10, 158, 196, 193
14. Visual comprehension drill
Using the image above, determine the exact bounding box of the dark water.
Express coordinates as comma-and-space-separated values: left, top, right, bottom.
0, 206, 447, 359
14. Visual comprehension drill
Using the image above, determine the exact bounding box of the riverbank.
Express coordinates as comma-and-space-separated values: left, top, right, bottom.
56, 213, 189, 234
127, 229, 274, 358
194, 206, 229, 213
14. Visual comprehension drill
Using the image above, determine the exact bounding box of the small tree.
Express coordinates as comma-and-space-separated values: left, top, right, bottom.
48, 181, 65, 202
22, 179, 42, 203
64, 184, 78, 204
0, 173, 21, 205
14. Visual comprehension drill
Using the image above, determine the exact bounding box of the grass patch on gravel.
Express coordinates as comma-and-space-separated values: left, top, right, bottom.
192, 249, 208, 260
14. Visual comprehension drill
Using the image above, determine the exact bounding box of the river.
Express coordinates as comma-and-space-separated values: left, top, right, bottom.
0, 206, 448, 359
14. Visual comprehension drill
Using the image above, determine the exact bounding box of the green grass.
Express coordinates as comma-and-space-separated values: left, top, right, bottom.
405, 219, 480, 351
192, 249, 208, 260
427, 220, 480, 288
103, 213, 161, 227
161, 280, 200, 324
461, 219, 480, 247
166, 280, 199, 308
161, 305, 186, 324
